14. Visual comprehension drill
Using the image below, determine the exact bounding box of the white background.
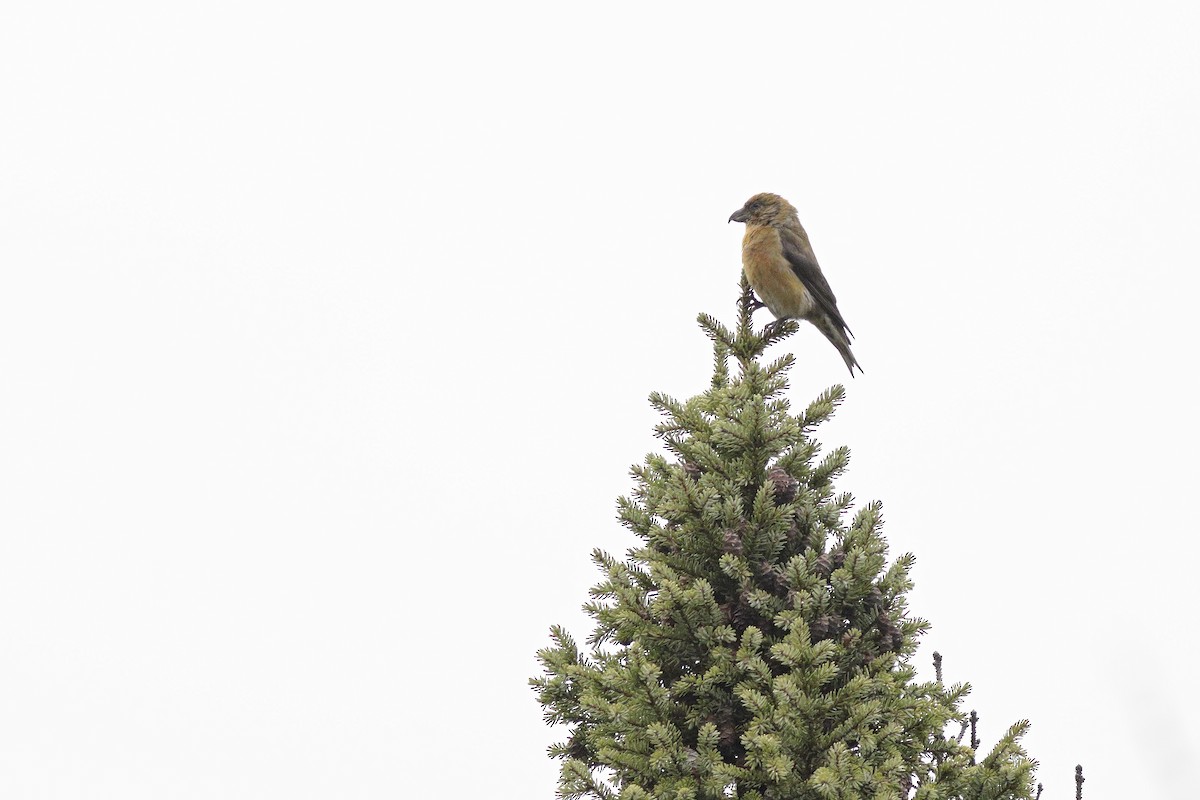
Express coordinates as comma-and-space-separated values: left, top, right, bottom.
2, 2, 1197, 797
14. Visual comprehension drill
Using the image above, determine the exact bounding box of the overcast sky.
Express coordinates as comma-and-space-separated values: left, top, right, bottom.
3, 2, 1198, 798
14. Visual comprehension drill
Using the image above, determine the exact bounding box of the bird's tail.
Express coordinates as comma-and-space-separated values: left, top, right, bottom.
839, 343, 863, 377
818, 321, 863, 378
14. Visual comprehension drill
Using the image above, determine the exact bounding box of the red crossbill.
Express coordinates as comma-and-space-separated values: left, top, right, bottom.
728, 193, 862, 376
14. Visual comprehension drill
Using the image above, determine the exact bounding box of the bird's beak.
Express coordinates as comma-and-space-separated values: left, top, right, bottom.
728, 207, 749, 224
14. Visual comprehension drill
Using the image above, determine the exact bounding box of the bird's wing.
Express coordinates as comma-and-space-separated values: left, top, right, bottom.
778, 225, 853, 337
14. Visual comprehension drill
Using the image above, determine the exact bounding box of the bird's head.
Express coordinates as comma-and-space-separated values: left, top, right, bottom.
728, 193, 797, 226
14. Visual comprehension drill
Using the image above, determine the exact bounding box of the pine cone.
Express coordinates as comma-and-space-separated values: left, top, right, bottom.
717, 717, 745, 765
722, 529, 744, 555
767, 467, 798, 504
830, 548, 846, 570
757, 560, 785, 592
567, 732, 595, 766
813, 554, 833, 578
876, 614, 903, 652
731, 592, 763, 628
683, 461, 703, 481
786, 519, 810, 553
811, 615, 837, 640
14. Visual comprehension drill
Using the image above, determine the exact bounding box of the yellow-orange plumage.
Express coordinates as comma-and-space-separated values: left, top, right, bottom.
740, 226, 815, 320
728, 193, 862, 376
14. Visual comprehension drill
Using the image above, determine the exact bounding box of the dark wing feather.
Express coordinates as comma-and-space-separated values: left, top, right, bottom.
778, 225, 854, 337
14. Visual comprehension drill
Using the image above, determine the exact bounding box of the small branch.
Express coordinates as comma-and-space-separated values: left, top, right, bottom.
1075, 764, 1085, 800
729, 274, 797, 368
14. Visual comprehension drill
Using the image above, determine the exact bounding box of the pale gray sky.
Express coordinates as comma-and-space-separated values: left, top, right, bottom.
2, 3, 1197, 798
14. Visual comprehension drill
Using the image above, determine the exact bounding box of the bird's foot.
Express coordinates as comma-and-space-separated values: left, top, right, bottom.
748, 296, 767, 312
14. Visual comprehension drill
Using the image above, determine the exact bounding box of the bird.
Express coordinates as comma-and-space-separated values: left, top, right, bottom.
728, 193, 862, 376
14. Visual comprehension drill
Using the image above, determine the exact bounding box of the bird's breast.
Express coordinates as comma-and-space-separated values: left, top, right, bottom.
741, 226, 814, 320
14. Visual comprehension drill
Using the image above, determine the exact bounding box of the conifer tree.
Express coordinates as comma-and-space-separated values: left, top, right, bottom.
532, 280, 1038, 800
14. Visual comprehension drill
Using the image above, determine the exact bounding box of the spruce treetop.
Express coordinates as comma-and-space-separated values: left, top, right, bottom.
533, 280, 1036, 800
